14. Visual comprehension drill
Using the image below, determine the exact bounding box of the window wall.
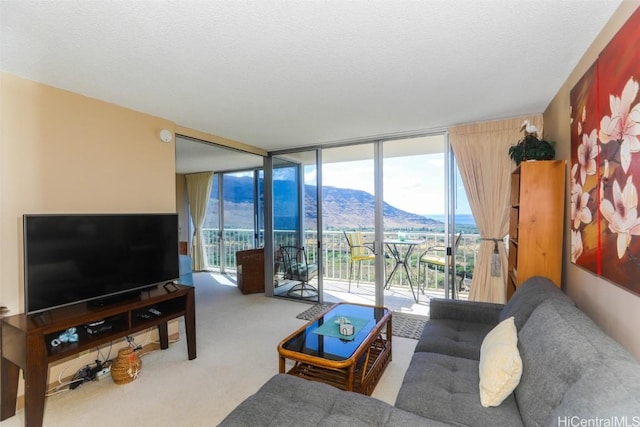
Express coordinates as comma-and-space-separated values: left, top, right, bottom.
265, 133, 476, 311
181, 134, 476, 309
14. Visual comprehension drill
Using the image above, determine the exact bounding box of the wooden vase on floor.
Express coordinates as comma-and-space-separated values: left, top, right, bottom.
110, 347, 142, 384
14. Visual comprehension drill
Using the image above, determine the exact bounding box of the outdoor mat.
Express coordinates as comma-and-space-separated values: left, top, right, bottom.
392, 312, 428, 340
295, 304, 428, 340
296, 303, 335, 320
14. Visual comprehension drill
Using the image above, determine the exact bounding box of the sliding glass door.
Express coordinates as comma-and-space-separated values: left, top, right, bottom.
264, 133, 474, 308
202, 169, 261, 274
382, 135, 474, 303
321, 144, 378, 304
382, 136, 443, 305
271, 153, 321, 302
221, 171, 256, 272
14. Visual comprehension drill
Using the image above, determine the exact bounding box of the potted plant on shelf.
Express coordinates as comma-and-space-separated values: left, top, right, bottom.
509, 120, 556, 165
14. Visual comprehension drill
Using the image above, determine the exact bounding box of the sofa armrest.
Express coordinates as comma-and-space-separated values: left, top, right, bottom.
429, 298, 503, 324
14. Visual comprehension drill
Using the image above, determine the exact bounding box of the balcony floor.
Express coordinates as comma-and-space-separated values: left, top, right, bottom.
322, 279, 468, 318
272, 276, 468, 318
210, 268, 467, 319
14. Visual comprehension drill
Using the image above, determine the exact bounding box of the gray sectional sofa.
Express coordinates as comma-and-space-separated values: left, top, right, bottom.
219, 276, 640, 426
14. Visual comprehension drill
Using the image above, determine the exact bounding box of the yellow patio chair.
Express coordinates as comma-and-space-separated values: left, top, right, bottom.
417, 232, 465, 298
343, 231, 376, 292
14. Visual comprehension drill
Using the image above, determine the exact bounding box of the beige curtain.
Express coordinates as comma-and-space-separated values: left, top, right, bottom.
450, 115, 543, 303
185, 172, 214, 271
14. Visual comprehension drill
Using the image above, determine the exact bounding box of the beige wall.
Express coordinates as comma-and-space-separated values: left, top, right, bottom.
0, 73, 180, 392
543, 1, 640, 361
1, 73, 177, 311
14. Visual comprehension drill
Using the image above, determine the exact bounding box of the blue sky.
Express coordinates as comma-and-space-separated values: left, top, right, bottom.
316, 153, 472, 216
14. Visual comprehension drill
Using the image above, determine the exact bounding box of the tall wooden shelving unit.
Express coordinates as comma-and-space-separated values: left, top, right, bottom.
507, 160, 566, 300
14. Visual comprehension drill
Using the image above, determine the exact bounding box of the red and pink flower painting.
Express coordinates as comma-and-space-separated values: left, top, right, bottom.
570, 7, 640, 295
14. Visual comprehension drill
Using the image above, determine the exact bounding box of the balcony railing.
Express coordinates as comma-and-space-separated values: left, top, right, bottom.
202, 228, 480, 292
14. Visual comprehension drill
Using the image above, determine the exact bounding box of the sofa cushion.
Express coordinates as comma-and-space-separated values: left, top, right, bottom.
416, 276, 571, 361
551, 358, 640, 421
218, 374, 452, 427
395, 352, 524, 427
499, 275, 573, 329
479, 317, 522, 407
429, 298, 504, 324
414, 319, 495, 360
515, 299, 613, 427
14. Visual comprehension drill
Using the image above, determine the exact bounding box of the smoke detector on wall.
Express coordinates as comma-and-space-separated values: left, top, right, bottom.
159, 129, 173, 143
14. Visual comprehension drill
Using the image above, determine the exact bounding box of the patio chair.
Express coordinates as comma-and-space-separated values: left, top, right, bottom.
343, 231, 376, 292
279, 245, 318, 299
417, 232, 465, 299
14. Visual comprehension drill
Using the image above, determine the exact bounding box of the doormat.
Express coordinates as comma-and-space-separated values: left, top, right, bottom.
392, 312, 428, 340
295, 303, 335, 320
295, 304, 428, 340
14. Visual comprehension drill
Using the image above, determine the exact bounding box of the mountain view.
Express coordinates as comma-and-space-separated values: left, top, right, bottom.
205, 175, 443, 230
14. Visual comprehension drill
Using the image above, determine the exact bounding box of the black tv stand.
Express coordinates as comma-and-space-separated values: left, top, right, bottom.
1, 283, 195, 427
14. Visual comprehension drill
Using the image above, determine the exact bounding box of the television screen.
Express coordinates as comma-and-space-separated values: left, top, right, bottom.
24, 213, 179, 314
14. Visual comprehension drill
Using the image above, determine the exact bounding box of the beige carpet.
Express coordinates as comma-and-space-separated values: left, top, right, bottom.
2, 272, 417, 427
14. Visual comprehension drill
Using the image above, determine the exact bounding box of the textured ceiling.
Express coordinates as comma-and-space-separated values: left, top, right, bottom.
1, 0, 622, 154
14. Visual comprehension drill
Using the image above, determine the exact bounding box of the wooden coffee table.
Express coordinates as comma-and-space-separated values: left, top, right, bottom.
278, 303, 392, 396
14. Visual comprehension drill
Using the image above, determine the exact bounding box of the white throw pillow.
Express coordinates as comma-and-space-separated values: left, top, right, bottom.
478, 316, 522, 407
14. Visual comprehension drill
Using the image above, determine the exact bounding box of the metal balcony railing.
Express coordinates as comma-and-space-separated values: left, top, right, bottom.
201, 229, 480, 293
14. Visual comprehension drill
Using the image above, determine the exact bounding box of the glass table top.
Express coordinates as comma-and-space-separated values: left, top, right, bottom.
281, 303, 390, 361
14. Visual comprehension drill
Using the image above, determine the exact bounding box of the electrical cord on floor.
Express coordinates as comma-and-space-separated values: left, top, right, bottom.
125, 335, 143, 351
46, 331, 161, 395
46, 378, 85, 397
97, 342, 113, 365
133, 327, 154, 348
46, 365, 82, 396
46, 357, 105, 396
68, 360, 105, 390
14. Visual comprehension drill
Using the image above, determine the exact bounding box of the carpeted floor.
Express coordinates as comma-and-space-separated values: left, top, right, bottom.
2, 272, 418, 427
296, 303, 428, 340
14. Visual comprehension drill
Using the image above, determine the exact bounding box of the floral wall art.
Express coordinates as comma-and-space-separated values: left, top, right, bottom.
570, 6, 640, 295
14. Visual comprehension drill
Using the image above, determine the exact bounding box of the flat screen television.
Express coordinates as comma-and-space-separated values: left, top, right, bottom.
23, 213, 180, 314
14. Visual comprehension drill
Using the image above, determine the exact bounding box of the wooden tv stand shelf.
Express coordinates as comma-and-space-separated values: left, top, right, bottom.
1, 283, 196, 427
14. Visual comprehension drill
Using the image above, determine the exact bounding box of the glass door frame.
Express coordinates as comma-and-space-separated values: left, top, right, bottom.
375, 131, 458, 304
264, 131, 459, 303
202, 168, 263, 274
373, 141, 385, 306
444, 131, 456, 299
263, 151, 323, 300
